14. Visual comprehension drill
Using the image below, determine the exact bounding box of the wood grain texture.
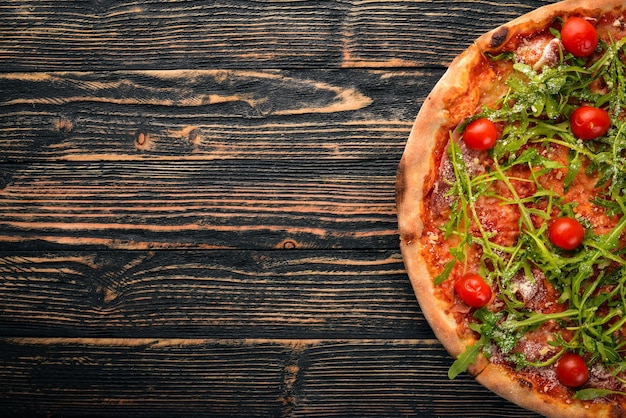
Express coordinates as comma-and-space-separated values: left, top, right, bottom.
0, 70, 424, 250
0, 0, 556, 71
0, 338, 541, 418
0, 250, 425, 338
0, 159, 398, 250
0, 69, 431, 162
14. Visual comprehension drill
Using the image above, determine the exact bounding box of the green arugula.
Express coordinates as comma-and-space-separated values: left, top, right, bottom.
440, 36, 626, 397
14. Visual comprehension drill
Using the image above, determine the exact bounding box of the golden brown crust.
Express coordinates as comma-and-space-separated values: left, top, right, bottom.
476, 364, 619, 418
396, 44, 487, 366
397, 0, 626, 416
473, 0, 626, 55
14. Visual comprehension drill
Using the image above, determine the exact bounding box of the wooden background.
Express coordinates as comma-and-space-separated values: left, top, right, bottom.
0, 1, 557, 416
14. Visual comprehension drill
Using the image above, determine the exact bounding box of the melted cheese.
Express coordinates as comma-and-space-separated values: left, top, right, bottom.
515, 35, 562, 70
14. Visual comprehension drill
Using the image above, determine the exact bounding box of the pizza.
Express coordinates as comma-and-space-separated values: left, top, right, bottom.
396, 1, 626, 417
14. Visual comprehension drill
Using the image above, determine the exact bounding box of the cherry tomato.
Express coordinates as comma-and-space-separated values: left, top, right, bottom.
549, 217, 585, 250
556, 353, 589, 387
560, 17, 598, 57
570, 105, 611, 140
454, 273, 492, 308
462, 118, 499, 151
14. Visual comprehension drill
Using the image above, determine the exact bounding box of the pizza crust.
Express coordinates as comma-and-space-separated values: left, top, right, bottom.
473, 0, 626, 55
396, 1, 626, 416
396, 43, 488, 367
477, 363, 626, 418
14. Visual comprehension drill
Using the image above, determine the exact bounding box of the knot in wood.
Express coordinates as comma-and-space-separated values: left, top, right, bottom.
135, 131, 151, 150
279, 239, 298, 250
0, 172, 13, 190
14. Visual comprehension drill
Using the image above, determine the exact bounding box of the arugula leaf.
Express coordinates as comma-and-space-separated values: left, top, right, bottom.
434, 245, 464, 285
448, 336, 486, 379
574, 388, 626, 401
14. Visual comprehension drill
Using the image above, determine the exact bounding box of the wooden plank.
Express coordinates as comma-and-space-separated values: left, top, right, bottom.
0, 338, 542, 417
340, 0, 553, 68
296, 340, 543, 418
0, 69, 431, 162
0, 338, 289, 417
0, 159, 398, 250
0, 0, 556, 71
0, 250, 426, 338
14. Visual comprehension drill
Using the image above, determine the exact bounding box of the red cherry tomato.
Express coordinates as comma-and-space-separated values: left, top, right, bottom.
462, 118, 499, 151
556, 353, 589, 387
454, 273, 492, 308
549, 217, 585, 250
570, 105, 611, 140
560, 17, 598, 57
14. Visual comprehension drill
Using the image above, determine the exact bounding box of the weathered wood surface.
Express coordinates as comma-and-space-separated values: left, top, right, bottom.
0, 69, 417, 250
0, 160, 400, 250
0, 69, 428, 162
0, 0, 554, 416
0, 250, 421, 338
0, 0, 553, 71
0, 338, 537, 418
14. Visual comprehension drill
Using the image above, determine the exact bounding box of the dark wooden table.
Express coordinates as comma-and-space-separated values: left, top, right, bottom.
0, 1, 556, 416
